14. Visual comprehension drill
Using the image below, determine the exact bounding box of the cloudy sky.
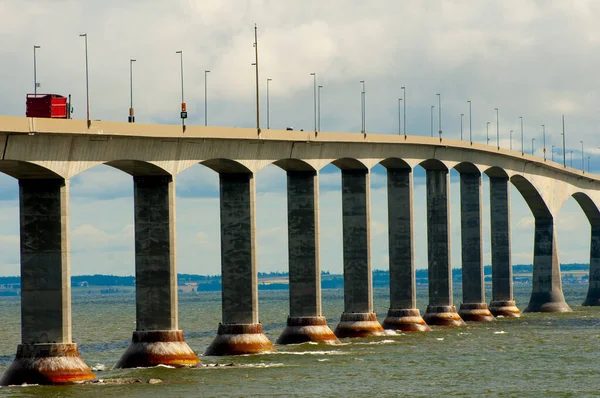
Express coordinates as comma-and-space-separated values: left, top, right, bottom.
0, 0, 598, 276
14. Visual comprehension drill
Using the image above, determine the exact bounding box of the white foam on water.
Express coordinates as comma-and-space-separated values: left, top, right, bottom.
494, 331, 507, 334
317, 359, 329, 362
91, 363, 107, 371
271, 350, 347, 356
383, 330, 398, 336
435, 338, 444, 341
353, 339, 396, 345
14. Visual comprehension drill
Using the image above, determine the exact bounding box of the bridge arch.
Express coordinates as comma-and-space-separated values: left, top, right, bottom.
201, 158, 252, 174
379, 157, 411, 170
453, 161, 481, 175
105, 160, 171, 176
273, 158, 316, 172
0, 160, 62, 179
510, 174, 552, 220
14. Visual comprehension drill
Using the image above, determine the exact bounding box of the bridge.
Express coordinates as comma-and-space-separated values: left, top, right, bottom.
0, 115, 599, 385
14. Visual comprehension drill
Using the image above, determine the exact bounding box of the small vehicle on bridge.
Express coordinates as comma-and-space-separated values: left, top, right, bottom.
26, 94, 71, 119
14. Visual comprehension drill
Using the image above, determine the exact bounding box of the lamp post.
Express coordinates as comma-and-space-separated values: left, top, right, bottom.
519, 116, 524, 155
253, 24, 260, 134
460, 113, 464, 140
128, 58, 136, 123
310, 73, 316, 133
570, 150, 573, 167
266, 78, 272, 129
401, 86, 406, 137
398, 98, 402, 135
437, 93, 442, 140
360, 80, 365, 134
562, 115, 566, 167
486, 121, 490, 145
532, 138, 535, 156
551, 145, 555, 162
467, 100, 472, 143
542, 124, 546, 160
204, 70, 210, 126
495, 108, 499, 149
318, 85, 323, 132
79, 33, 90, 123
430, 105, 435, 137
588, 156, 591, 173
581, 140, 584, 171
510, 129, 513, 150
33, 45, 41, 95
175, 50, 185, 126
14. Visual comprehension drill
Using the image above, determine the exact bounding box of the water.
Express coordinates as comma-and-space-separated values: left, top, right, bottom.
1, 285, 599, 397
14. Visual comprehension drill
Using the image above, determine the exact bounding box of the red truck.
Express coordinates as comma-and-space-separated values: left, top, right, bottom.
26, 94, 71, 119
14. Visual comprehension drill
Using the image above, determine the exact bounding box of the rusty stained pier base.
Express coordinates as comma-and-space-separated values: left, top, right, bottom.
276, 316, 340, 345
489, 300, 522, 318
0, 343, 96, 386
423, 306, 467, 327
382, 309, 431, 332
204, 323, 275, 356
334, 313, 385, 338
458, 303, 496, 322
115, 330, 200, 368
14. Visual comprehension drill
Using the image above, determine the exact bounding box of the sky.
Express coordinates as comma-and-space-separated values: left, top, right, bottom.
0, 0, 598, 276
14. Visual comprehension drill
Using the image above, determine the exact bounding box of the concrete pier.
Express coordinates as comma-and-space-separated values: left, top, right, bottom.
583, 226, 600, 306
277, 171, 339, 344
334, 169, 384, 338
0, 179, 95, 386
382, 167, 429, 332
488, 176, 521, 317
524, 218, 571, 312
205, 173, 275, 355
423, 168, 465, 326
116, 176, 199, 368
458, 172, 495, 322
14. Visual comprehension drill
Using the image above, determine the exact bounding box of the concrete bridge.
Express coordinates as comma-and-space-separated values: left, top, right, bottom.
0, 115, 599, 385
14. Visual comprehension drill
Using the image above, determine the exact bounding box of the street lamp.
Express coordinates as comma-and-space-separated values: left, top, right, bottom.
204, 70, 210, 126
460, 113, 464, 140
266, 78, 272, 129
542, 124, 546, 160
398, 98, 402, 135
33, 45, 41, 95
175, 50, 186, 126
486, 121, 490, 145
588, 156, 591, 173
532, 138, 535, 156
562, 115, 566, 167
519, 116, 524, 155
318, 85, 323, 132
437, 93, 442, 140
430, 105, 435, 137
495, 108, 499, 149
467, 100, 472, 144
79, 33, 90, 123
581, 140, 584, 171
570, 150, 573, 167
253, 24, 260, 134
401, 86, 406, 137
128, 58, 136, 123
551, 145, 555, 162
310, 73, 317, 133
510, 129, 513, 150
360, 80, 365, 135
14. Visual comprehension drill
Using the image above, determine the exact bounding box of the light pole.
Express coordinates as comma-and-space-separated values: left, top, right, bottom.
486, 121, 490, 145
204, 70, 210, 126
570, 150, 573, 167
360, 80, 365, 135
562, 115, 566, 167
510, 129, 513, 150
266, 78, 272, 129
310, 73, 316, 133
253, 24, 260, 134
532, 138, 535, 156
551, 145, 555, 162
588, 156, 591, 173
79, 33, 90, 123
495, 108, 499, 149
519, 116, 524, 155
318, 85, 323, 132
398, 98, 402, 135
401, 86, 406, 137
430, 105, 435, 137
128, 58, 136, 123
175, 50, 185, 126
467, 100, 472, 143
460, 113, 464, 140
542, 125, 546, 161
581, 140, 584, 171
437, 93, 442, 140
33, 45, 41, 95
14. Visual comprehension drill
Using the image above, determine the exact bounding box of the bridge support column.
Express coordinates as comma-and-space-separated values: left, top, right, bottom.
423, 169, 465, 326
382, 168, 429, 332
205, 173, 275, 355
488, 177, 521, 317
458, 173, 495, 322
277, 171, 339, 344
116, 176, 199, 368
583, 226, 600, 306
524, 218, 571, 312
1, 179, 95, 386
334, 169, 384, 338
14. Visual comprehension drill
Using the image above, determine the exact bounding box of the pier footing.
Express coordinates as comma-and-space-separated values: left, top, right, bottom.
276, 316, 340, 345
115, 330, 200, 368
0, 343, 96, 386
334, 313, 384, 338
458, 303, 496, 322
204, 323, 275, 356
382, 309, 431, 332
489, 300, 521, 318
524, 294, 572, 313
423, 305, 466, 326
